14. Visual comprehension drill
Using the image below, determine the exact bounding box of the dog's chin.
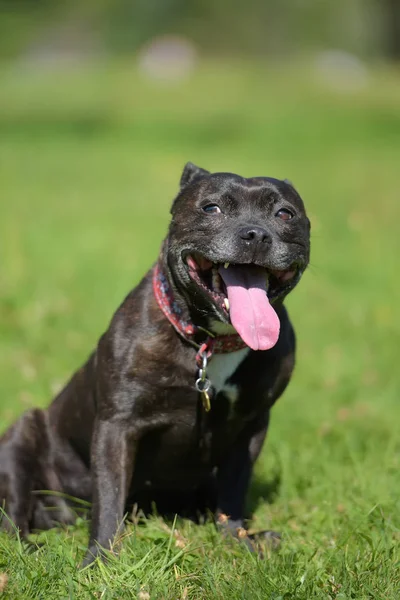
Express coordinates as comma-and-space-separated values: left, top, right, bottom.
181, 251, 303, 324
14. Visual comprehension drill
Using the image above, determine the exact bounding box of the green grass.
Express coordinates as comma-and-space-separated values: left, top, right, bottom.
0, 59, 400, 598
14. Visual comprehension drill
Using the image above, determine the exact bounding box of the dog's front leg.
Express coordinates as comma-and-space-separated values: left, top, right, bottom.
82, 418, 137, 566
216, 414, 279, 548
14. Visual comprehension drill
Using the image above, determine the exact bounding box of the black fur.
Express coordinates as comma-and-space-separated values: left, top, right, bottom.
0, 164, 310, 565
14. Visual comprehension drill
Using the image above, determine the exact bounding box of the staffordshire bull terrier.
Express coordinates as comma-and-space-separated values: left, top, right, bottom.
0, 163, 310, 565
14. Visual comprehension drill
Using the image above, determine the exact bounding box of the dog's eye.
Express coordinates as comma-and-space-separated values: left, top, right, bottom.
275, 208, 294, 221
202, 204, 221, 214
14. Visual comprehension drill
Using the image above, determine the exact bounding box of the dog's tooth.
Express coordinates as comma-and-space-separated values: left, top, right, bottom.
224, 262, 230, 269
224, 298, 230, 311
212, 269, 220, 291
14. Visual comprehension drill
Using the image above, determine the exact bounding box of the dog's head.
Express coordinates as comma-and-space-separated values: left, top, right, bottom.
165, 163, 310, 351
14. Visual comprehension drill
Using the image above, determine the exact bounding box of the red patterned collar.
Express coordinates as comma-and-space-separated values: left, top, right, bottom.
152, 262, 247, 363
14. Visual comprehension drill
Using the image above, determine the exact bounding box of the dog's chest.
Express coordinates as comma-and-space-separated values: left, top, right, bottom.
207, 348, 249, 404
134, 348, 251, 488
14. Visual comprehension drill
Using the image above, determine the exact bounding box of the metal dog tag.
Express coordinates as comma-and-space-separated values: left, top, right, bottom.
195, 376, 211, 412
195, 351, 212, 412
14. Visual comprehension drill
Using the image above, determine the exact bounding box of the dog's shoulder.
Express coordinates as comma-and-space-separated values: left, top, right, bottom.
97, 267, 195, 389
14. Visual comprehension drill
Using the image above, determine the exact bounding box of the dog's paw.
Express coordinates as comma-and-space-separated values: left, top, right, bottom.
80, 546, 104, 569
248, 529, 282, 551
0, 513, 29, 539
217, 516, 281, 555
235, 529, 282, 556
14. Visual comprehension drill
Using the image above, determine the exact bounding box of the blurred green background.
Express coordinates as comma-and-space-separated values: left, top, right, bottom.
0, 0, 399, 60
0, 1, 400, 598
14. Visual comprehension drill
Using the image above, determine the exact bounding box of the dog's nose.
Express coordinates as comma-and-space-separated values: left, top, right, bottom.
238, 226, 272, 244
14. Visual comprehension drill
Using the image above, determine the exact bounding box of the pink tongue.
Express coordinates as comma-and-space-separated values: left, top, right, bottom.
218, 265, 280, 351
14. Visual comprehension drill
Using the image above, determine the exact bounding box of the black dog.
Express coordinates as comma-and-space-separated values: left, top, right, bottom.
0, 163, 310, 565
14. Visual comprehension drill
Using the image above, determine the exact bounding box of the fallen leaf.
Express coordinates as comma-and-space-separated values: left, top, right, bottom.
0, 573, 8, 593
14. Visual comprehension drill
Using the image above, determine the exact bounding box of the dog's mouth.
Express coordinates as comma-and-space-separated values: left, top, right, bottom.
184, 252, 300, 351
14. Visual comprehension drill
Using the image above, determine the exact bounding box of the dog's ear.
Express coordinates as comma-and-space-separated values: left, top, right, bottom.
283, 178, 302, 197
283, 178, 296, 190
180, 162, 209, 189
